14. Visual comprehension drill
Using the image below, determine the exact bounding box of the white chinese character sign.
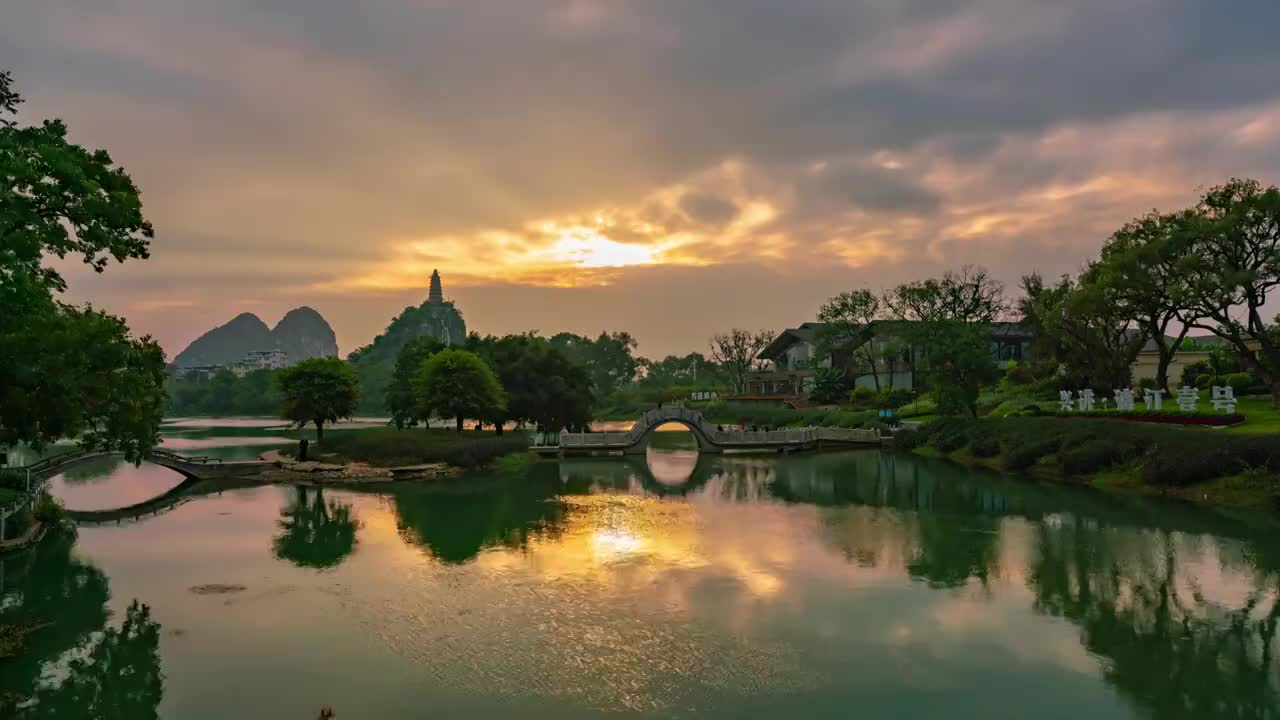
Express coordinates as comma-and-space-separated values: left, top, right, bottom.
1142, 388, 1164, 411
1077, 389, 1095, 412
1211, 386, 1237, 413
1059, 390, 1074, 412
1176, 386, 1198, 412
1114, 388, 1135, 411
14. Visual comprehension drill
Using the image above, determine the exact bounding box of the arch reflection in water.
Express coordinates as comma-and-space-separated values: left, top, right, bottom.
558, 451, 730, 499
0, 531, 163, 718
48, 460, 190, 513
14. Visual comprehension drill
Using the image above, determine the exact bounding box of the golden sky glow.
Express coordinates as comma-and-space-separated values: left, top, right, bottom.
10, 0, 1279, 357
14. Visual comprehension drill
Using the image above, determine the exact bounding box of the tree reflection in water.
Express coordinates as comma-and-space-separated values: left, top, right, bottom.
273, 486, 360, 569
1030, 521, 1280, 719
0, 531, 163, 719
770, 449, 1280, 719
57, 456, 123, 485
393, 467, 569, 564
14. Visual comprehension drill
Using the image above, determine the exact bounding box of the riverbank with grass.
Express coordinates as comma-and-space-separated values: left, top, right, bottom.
293, 427, 531, 469
899, 416, 1280, 510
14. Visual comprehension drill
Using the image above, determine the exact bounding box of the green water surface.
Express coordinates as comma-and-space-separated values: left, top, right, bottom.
2, 422, 1278, 719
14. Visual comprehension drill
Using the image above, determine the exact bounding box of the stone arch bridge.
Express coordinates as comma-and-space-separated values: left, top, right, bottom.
21, 448, 272, 483
6, 449, 273, 528
546, 406, 881, 457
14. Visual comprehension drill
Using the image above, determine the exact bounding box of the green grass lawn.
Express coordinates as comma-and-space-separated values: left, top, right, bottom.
1223, 396, 1280, 434
308, 427, 530, 468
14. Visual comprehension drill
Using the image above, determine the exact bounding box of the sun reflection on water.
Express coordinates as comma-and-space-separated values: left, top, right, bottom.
591, 529, 647, 561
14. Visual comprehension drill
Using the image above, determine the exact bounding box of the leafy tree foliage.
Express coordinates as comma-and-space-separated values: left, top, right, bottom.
275, 358, 360, 442
0, 71, 153, 296
467, 334, 593, 432
1, 298, 166, 460
1022, 271, 1146, 390
632, 352, 725, 404
885, 267, 1005, 416
347, 297, 466, 415
413, 349, 506, 432
1095, 211, 1199, 391
165, 369, 282, 417
0, 70, 165, 459
386, 337, 446, 428
548, 331, 639, 398
809, 367, 851, 405
709, 329, 776, 394
1173, 178, 1280, 404
639, 352, 717, 386
816, 289, 888, 391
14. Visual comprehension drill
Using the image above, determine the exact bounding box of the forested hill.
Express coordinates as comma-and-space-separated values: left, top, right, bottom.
347, 300, 467, 413
347, 300, 467, 367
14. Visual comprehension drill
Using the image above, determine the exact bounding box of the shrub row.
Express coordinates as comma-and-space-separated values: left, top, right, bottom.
909, 416, 1280, 488
703, 402, 876, 429
850, 387, 915, 410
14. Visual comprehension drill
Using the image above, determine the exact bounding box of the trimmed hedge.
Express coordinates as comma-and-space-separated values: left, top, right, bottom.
917, 416, 1280, 488
703, 402, 876, 430
1002, 437, 1061, 472
893, 427, 925, 451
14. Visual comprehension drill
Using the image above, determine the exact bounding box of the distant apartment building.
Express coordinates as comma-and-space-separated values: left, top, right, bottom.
229, 349, 288, 377
176, 349, 289, 379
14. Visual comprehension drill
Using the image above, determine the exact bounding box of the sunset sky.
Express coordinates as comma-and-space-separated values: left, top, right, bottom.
7, 1, 1280, 358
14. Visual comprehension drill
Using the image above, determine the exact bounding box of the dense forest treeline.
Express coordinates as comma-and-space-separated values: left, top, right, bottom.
166, 331, 732, 420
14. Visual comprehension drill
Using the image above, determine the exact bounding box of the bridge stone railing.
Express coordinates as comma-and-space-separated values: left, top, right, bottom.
815, 427, 881, 444
556, 407, 883, 450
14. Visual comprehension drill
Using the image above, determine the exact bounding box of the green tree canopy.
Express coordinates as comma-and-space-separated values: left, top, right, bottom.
548, 331, 639, 398
467, 334, 594, 432
884, 267, 1005, 416
1024, 270, 1147, 390
0, 71, 153, 297
817, 289, 888, 391
1095, 210, 1199, 391
1173, 178, 1280, 405
413, 349, 506, 432
0, 70, 165, 459
275, 358, 360, 442
386, 336, 446, 428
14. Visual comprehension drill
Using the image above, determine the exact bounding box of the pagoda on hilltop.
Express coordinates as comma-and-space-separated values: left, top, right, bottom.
415, 269, 466, 345
428, 269, 444, 304
347, 268, 468, 366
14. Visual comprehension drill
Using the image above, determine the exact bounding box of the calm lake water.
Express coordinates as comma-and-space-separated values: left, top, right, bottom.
3, 422, 1279, 719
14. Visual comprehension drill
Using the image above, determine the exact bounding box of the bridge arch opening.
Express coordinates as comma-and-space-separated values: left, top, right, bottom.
624, 415, 720, 455
646, 421, 701, 451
